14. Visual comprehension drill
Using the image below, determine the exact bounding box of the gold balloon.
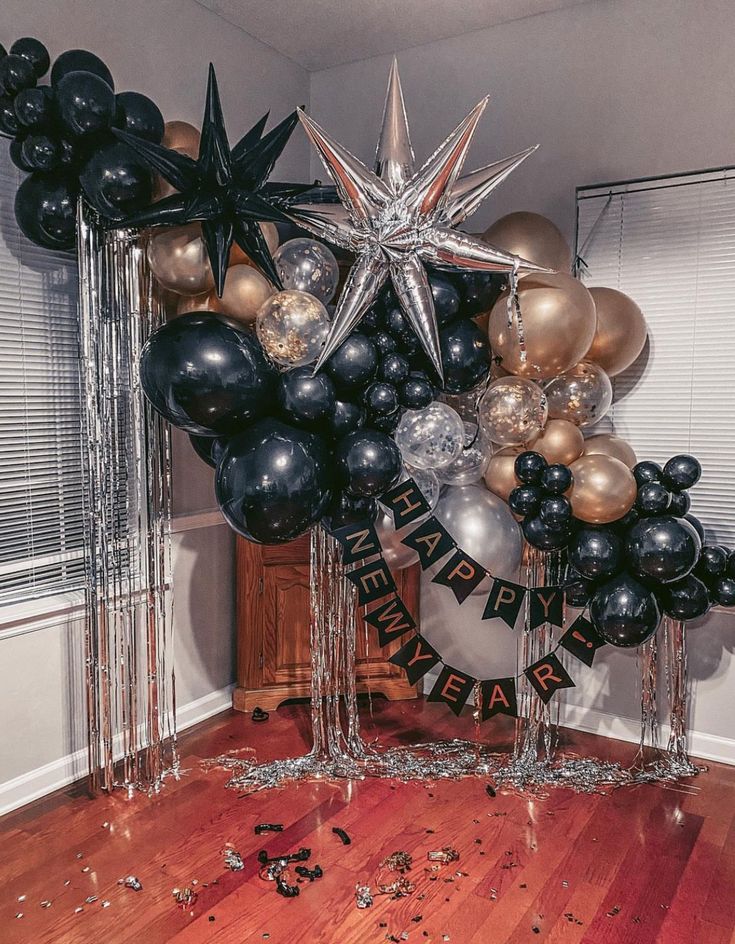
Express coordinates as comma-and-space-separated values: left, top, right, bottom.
528, 419, 585, 465
483, 211, 572, 271
147, 223, 214, 296
161, 120, 201, 152
175, 291, 216, 315
544, 360, 613, 427
583, 434, 637, 468
206, 265, 274, 324
260, 222, 279, 255
478, 376, 548, 446
483, 446, 523, 502
586, 287, 647, 376
568, 455, 637, 524
488, 272, 597, 379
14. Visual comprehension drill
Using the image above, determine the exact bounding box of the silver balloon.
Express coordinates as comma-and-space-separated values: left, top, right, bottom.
545, 360, 613, 427
274, 238, 340, 305
395, 402, 465, 471
438, 422, 491, 486
291, 59, 549, 382
375, 509, 420, 571
432, 483, 523, 595
478, 376, 548, 446
255, 290, 331, 368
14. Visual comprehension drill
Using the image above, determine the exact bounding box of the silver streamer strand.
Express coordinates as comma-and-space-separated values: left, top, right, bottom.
77, 199, 177, 795
506, 257, 527, 364
661, 616, 701, 778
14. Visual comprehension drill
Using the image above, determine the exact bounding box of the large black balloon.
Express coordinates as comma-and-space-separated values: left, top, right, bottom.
439, 318, 490, 393
216, 419, 333, 544
56, 71, 115, 137
14, 171, 77, 250
323, 490, 377, 532
590, 572, 660, 647
13, 86, 55, 130
51, 49, 115, 89
522, 515, 571, 551
115, 91, 164, 142
277, 366, 336, 431
325, 333, 378, 393
659, 574, 711, 621
328, 400, 365, 439
335, 429, 402, 497
625, 515, 701, 585
79, 141, 153, 220
139, 313, 277, 436
569, 527, 623, 580
0, 54, 36, 96
189, 434, 227, 469
429, 273, 461, 326
10, 38, 50, 78
663, 454, 701, 492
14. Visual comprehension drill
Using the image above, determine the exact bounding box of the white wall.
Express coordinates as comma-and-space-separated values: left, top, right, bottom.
309, 0, 735, 763
0, 0, 311, 812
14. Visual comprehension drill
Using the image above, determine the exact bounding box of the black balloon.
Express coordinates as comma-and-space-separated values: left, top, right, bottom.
610, 507, 640, 534
429, 273, 461, 326
323, 490, 377, 532
625, 515, 701, 585
383, 302, 414, 347
14, 171, 77, 249
115, 91, 164, 142
335, 429, 402, 497
508, 485, 542, 517
277, 366, 336, 431
399, 377, 433, 409
10, 38, 50, 78
539, 494, 573, 529
377, 352, 410, 385
189, 434, 227, 469
216, 419, 333, 544
372, 329, 397, 357
371, 411, 402, 434
522, 515, 571, 551
360, 305, 382, 332
56, 70, 115, 137
21, 133, 60, 171
364, 381, 399, 418
452, 269, 502, 316
565, 573, 595, 607
0, 54, 36, 96
326, 333, 378, 392
541, 463, 573, 495
515, 451, 547, 485
714, 576, 735, 607
139, 313, 277, 436
51, 49, 115, 89
569, 527, 623, 580
695, 544, 728, 582
439, 318, 490, 393
79, 141, 152, 220
633, 460, 663, 487
635, 481, 670, 515
14, 86, 55, 129
727, 551, 735, 580
9, 137, 33, 171
684, 513, 705, 542
590, 572, 661, 647
668, 491, 691, 517
0, 95, 20, 136
328, 399, 365, 439
663, 454, 701, 492
660, 574, 711, 620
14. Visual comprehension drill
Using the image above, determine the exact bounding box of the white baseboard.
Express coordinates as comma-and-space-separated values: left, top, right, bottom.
0, 684, 234, 818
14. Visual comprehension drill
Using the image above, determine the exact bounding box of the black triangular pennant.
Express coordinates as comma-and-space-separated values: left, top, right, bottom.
559, 613, 607, 667
431, 550, 486, 604
364, 594, 416, 648
400, 516, 454, 570
427, 664, 475, 716
478, 677, 518, 720
524, 652, 575, 704
333, 520, 381, 565
388, 634, 441, 685
380, 477, 431, 527
346, 558, 396, 605
528, 586, 564, 629
482, 578, 526, 628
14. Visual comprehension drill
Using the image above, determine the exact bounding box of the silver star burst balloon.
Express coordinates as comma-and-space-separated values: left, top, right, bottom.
292, 59, 550, 382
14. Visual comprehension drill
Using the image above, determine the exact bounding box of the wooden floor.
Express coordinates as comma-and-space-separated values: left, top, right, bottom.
2, 698, 734, 944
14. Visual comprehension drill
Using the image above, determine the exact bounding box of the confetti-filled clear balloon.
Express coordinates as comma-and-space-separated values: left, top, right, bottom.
478, 376, 548, 446
395, 402, 465, 471
438, 422, 491, 486
274, 238, 340, 305
544, 360, 613, 427
403, 464, 441, 509
256, 290, 331, 368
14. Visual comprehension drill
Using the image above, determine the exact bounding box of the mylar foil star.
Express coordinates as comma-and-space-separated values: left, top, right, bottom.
114, 64, 308, 294
292, 59, 550, 381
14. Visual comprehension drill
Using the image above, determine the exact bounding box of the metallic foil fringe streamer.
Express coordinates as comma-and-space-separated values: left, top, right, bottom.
77, 200, 178, 794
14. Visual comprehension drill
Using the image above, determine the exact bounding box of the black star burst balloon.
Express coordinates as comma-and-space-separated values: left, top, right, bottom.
113, 64, 307, 294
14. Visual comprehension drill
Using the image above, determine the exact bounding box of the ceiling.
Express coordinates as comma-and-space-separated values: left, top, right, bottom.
193, 0, 589, 71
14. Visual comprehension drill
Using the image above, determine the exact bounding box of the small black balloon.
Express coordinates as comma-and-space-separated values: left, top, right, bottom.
51, 49, 115, 89
429, 273, 461, 326
590, 572, 661, 648
509, 485, 542, 517
10, 38, 50, 78
372, 329, 397, 357
13, 86, 54, 129
335, 429, 402, 497
439, 318, 490, 393
360, 305, 383, 332
364, 381, 399, 418
662, 454, 702, 492
277, 366, 336, 432
139, 313, 277, 436
660, 574, 711, 620
695, 544, 728, 581
569, 527, 623, 580
399, 377, 433, 410
625, 515, 701, 585
56, 70, 116, 137
668, 491, 691, 517
715, 576, 735, 607
541, 463, 573, 495
216, 419, 333, 544
189, 434, 227, 469
14, 170, 77, 249
328, 400, 365, 439
383, 303, 412, 343
9, 137, 33, 171
565, 574, 595, 608
609, 507, 640, 533
114, 91, 164, 142
514, 451, 547, 485
539, 494, 573, 529
370, 410, 402, 434
727, 551, 735, 580
684, 513, 705, 542
323, 490, 377, 532
325, 333, 378, 393
377, 352, 410, 385
0, 54, 36, 96
21, 133, 60, 171
633, 460, 663, 487
452, 269, 502, 316
522, 515, 571, 551
636, 481, 670, 515
0, 95, 20, 135
79, 140, 152, 220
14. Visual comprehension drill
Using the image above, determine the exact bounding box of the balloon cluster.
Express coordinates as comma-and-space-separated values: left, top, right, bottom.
508, 451, 574, 551
1, 37, 165, 248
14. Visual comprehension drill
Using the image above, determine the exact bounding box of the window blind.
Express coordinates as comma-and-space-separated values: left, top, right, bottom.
0, 139, 85, 604
576, 167, 735, 545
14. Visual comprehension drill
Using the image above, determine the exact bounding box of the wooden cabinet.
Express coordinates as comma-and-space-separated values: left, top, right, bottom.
233, 532, 420, 712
